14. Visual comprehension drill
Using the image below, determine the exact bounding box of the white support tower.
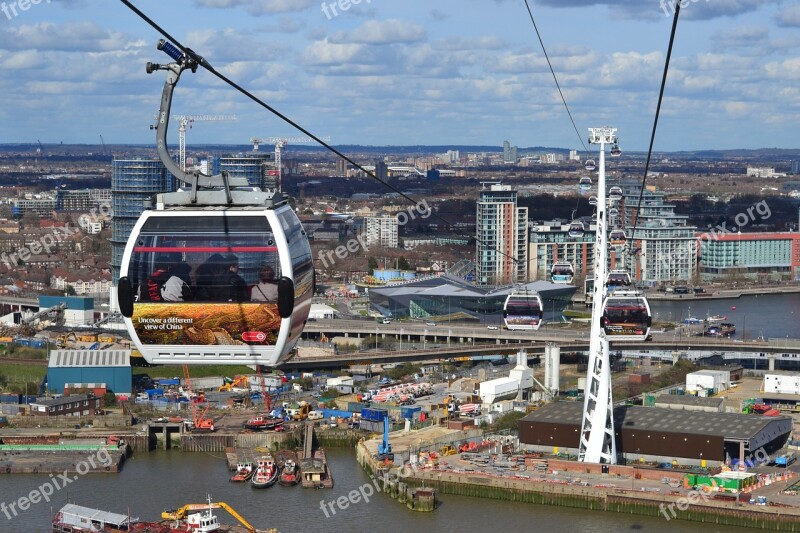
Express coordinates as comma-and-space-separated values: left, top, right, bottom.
173, 114, 237, 171
579, 126, 618, 464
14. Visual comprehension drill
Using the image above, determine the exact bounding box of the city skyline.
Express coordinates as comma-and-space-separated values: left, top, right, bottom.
0, 1, 798, 151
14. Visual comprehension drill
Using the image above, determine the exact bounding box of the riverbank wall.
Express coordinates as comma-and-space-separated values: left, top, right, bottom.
407, 469, 800, 530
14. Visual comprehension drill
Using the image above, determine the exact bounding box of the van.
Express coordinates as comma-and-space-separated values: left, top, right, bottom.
307, 411, 324, 421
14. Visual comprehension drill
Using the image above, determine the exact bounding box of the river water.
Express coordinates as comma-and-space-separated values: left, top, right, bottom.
650, 292, 800, 340
0, 448, 748, 533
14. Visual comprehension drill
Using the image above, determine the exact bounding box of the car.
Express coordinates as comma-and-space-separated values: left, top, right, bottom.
425, 321, 436, 326
487, 325, 499, 330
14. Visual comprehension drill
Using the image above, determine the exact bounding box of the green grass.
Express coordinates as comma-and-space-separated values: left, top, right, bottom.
0, 363, 47, 386
133, 365, 257, 379
563, 310, 592, 319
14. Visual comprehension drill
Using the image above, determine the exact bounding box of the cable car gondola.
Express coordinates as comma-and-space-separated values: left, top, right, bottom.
600, 290, 651, 341
584, 159, 597, 172
116, 40, 313, 366
502, 292, 544, 331
608, 186, 622, 202
610, 144, 622, 157
609, 229, 627, 246
551, 261, 574, 284
579, 176, 592, 192
589, 195, 598, 206
606, 269, 632, 288
568, 221, 585, 238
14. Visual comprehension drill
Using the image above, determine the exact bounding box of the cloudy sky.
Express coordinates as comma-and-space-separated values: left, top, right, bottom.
0, 0, 798, 151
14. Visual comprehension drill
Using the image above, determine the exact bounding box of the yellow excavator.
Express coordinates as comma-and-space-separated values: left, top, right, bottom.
218, 375, 249, 392
161, 501, 256, 532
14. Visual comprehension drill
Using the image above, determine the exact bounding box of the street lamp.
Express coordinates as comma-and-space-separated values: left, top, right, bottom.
375, 326, 379, 352
400, 328, 404, 351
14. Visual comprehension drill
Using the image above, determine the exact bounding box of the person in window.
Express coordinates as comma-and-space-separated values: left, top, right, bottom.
194, 253, 226, 301
161, 262, 193, 302
223, 254, 248, 302
139, 263, 170, 302
251, 265, 279, 302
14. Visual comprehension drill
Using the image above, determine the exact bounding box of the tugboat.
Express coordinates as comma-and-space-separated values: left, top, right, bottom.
279, 458, 301, 486
251, 454, 279, 488
230, 461, 254, 482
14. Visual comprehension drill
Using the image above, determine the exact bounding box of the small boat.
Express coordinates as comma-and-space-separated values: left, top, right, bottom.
731, 306, 737, 310
683, 316, 702, 325
244, 415, 284, 432
706, 315, 727, 323
230, 461, 254, 482
279, 458, 301, 486
251, 455, 279, 489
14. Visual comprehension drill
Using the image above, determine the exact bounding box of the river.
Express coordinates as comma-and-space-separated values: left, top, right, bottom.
650, 292, 800, 340
0, 448, 753, 532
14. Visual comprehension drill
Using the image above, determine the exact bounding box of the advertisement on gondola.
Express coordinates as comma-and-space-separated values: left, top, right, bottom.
604, 324, 646, 336
132, 303, 281, 346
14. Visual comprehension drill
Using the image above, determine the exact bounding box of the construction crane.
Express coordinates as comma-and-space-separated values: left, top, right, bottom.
99, 135, 107, 156
182, 364, 215, 432
161, 498, 256, 532
173, 114, 237, 171
250, 136, 330, 191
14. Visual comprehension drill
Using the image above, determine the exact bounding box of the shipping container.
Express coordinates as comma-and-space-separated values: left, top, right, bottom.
361, 408, 388, 422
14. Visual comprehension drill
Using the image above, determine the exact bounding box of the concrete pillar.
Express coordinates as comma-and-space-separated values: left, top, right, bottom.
768, 356, 776, 371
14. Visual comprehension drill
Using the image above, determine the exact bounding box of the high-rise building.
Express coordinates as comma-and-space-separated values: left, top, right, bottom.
699, 232, 800, 281
476, 183, 528, 286
336, 158, 348, 176
364, 215, 399, 248
792, 161, 800, 174
615, 180, 698, 284
502, 141, 518, 164
111, 158, 173, 284
218, 154, 275, 189
375, 161, 388, 181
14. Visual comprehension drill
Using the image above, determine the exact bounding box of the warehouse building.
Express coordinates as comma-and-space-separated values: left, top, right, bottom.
47, 350, 132, 395
518, 402, 791, 466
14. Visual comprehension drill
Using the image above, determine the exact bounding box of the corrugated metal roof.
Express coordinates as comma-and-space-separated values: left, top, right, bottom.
58, 503, 135, 526
49, 350, 131, 368
521, 402, 788, 441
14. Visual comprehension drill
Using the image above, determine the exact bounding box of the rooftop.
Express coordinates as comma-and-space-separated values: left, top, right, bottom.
653, 395, 725, 408
522, 402, 788, 442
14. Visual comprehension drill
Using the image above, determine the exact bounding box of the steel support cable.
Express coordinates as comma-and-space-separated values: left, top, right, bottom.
120, 0, 523, 266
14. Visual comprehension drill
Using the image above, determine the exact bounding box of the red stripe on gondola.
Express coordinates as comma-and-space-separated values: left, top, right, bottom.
134, 247, 279, 252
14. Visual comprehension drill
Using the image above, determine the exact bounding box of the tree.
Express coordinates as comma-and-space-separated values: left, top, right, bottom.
367, 257, 379, 270
65, 285, 76, 296
397, 256, 411, 271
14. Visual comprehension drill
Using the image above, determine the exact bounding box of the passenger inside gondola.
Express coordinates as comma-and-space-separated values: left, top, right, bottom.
161, 262, 193, 302
251, 265, 279, 302
223, 254, 249, 302
194, 253, 227, 301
